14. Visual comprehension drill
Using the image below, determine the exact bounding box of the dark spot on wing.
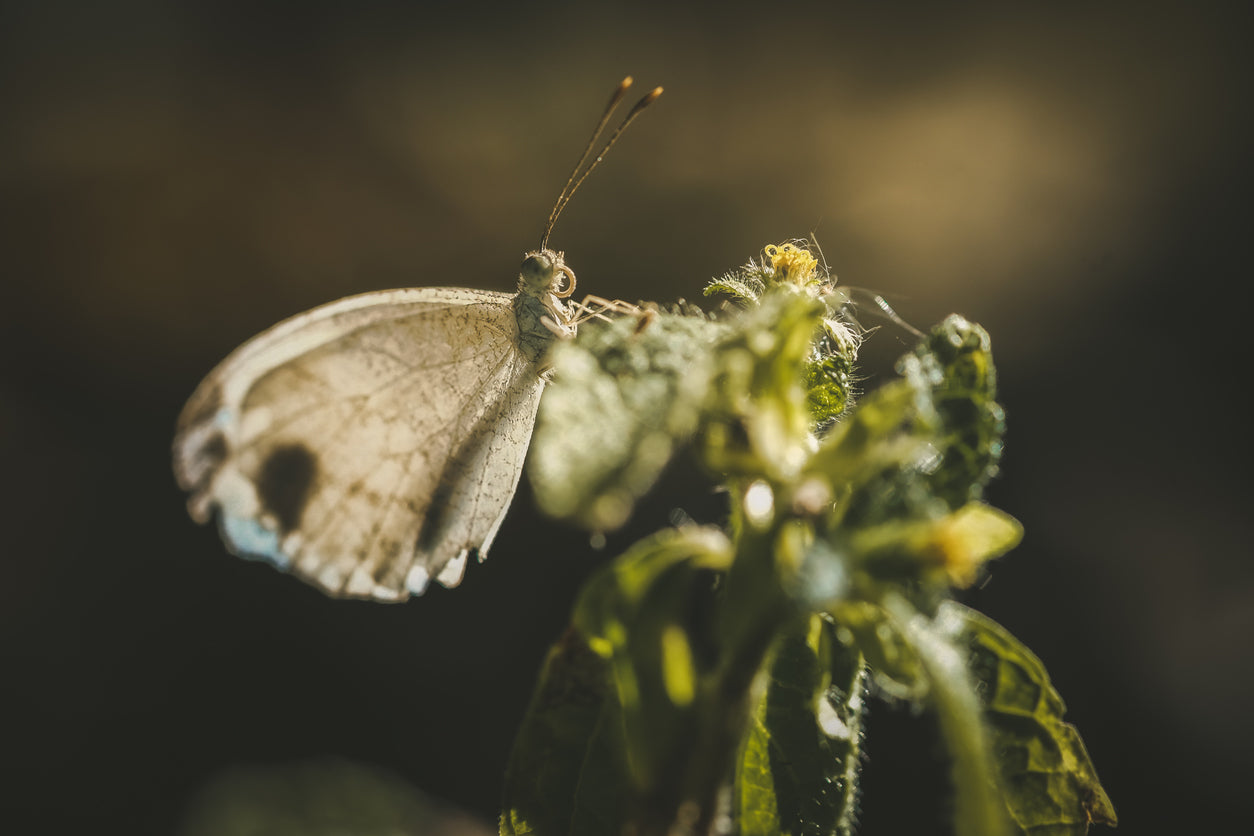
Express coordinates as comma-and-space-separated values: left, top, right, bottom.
414, 411, 497, 556
201, 434, 227, 468
257, 444, 318, 533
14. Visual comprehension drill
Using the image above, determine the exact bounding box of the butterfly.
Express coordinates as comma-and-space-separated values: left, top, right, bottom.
173, 78, 662, 602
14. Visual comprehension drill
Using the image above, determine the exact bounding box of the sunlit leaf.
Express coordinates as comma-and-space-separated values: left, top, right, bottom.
705, 269, 767, 305
927, 503, 1022, 587
843, 502, 1022, 589
941, 602, 1118, 835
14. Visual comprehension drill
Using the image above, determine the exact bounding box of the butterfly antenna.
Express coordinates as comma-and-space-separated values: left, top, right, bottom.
540, 77, 632, 249
539, 77, 663, 249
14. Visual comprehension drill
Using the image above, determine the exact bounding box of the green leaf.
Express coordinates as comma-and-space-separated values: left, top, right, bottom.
735, 615, 867, 836
805, 327, 858, 431
500, 629, 631, 836
530, 310, 727, 531
941, 602, 1118, 835
844, 502, 1023, 589
897, 314, 1005, 508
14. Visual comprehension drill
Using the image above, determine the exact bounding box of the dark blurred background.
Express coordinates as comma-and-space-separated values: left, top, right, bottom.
3, 1, 1250, 833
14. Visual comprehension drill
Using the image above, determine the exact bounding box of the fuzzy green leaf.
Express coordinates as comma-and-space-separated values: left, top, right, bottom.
705, 270, 767, 305
941, 602, 1118, 835
805, 329, 857, 431
735, 615, 867, 836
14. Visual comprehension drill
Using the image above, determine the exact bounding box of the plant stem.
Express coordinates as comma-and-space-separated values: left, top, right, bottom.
884, 594, 1010, 836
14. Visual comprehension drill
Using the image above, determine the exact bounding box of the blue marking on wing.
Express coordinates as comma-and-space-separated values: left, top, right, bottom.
221, 514, 291, 570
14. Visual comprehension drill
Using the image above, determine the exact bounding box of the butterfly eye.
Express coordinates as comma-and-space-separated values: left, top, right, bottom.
520, 253, 556, 291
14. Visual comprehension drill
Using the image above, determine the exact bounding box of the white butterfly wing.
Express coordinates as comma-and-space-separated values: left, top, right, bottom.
174, 287, 544, 602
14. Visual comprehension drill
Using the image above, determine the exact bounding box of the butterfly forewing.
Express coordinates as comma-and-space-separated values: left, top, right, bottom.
174, 286, 543, 602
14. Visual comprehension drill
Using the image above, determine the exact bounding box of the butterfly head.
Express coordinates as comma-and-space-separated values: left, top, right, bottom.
519, 248, 577, 300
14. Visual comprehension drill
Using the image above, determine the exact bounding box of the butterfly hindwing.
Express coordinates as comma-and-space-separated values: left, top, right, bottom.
174, 286, 544, 602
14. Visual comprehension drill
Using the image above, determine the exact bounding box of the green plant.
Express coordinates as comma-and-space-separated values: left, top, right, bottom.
503, 242, 1116, 836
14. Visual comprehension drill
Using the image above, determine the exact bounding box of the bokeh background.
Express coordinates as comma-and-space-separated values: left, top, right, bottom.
3, 1, 1250, 833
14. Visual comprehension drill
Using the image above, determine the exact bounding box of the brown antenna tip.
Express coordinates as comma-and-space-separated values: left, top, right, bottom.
622, 87, 663, 123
